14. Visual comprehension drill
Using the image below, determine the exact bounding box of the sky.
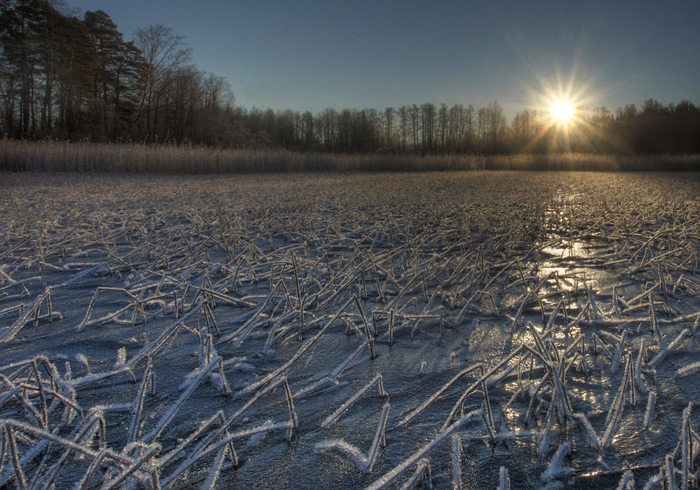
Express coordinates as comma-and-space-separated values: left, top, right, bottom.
66, 0, 700, 118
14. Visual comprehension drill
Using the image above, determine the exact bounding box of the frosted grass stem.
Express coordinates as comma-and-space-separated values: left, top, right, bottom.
664, 454, 675, 490
399, 459, 431, 490
389, 309, 394, 346
101, 443, 160, 490
366, 402, 391, 473
127, 358, 152, 443
68, 304, 204, 389
0, 419, 144, 474
394, 364, 483, 430
200, 445, 226, 490
635, 339, 649, 394
452, 434, 462, 490
611, 330, 627, 375
236, 297, 354, 398
541, 442, 572, 482
681, 403, 692, 490
441, 346, 525, 431
617, 470, 635, 490
6, 426, 26, 489
499, 466, 511, 490
219, 282, 281, 346
144, 356, 221, 443
294, 339, 369, 399
644, 391, 657, 429
322, 374, 387, 428
364, 409, 483, 490
161, 420, 292, 489
0, 290, 50, 342
283, 379, 298, 438
676, 360, 700, 378
602, 354, 630, 448
574, 413, 600, 451
649, 328, 690, 368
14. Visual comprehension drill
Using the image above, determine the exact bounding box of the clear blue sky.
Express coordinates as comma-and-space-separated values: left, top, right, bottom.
67, 0, 700, 118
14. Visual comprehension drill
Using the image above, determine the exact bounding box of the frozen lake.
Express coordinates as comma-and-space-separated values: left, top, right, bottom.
1, 171, 700, 489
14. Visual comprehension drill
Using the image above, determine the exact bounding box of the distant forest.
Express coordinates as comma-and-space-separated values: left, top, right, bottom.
2, 0, 700, 155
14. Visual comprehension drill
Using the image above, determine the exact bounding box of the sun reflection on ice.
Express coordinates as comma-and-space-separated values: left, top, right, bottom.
541, 239, 586, 260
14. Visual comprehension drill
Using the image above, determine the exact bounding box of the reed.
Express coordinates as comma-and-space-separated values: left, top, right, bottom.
541, 442, 573, 482
616, 470, 635, 490
2, 139, 700, 173
315, 402, 390, 473
365, 409, 483, 490
399, 459, 432, 490
451, 435, 462, 490
321, 374, 387, 428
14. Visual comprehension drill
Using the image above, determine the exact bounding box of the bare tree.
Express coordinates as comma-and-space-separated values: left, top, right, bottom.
133, 24, 190, 141
384, 107, 394, 150
397, 105, 408, 152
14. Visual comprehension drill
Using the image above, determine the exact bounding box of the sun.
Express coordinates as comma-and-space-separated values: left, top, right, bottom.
551, 100, 575, 122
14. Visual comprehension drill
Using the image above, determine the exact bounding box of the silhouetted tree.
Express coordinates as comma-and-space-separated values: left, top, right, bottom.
133, 24, 190, 142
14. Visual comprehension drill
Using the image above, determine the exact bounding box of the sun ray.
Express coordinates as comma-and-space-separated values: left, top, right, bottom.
516, 69, 615, 154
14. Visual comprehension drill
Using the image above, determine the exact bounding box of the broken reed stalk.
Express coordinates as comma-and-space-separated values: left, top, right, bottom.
649, 328, 691, 368
160, 409, 294, 487
452, 434, 462, 490
611, 330, 627, 375
574, 413, 601, 451
290, 252, 305, 339
67, 303, 205, 389
394, 364, 483, 430
399, 459, 431, 490
236, 297, 355, 398
200, 444, 227, 490
602, 353, 632, 449
389, 309, 395, 346
178, 377, 289, 465
128, 358, 152, 443
635, 338, 649, 394
440, 345, 525, 432
218, 282, 281, 346
101, 443, 161, 490
6, 426, 27, 489
364, 409, 483, 490
644, 391, 657, 429
294, 338, 370, 398
354, 295, 375, 359
0, 290, 50, 342
144, 356, 222, 443
0, 418, 156, 482
499, 466, 511, 490
680, 402, 692, 490
366, 402, 391, 473
283, 379, 298, 437
322, 374, 387, 428
541, 442, 572, 482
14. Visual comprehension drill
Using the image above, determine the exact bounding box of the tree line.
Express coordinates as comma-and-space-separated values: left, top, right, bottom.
0, 0, 244, 147
2, 0, 699, 155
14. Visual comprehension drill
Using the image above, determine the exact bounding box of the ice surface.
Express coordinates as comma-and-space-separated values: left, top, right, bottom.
1, 172, 700, 489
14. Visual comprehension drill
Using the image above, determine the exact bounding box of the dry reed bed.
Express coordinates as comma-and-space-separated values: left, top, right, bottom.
1, 171, 700, 489
2, 139, 700, 172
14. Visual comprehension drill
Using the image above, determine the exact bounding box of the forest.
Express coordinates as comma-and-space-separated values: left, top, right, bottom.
2, 0, 700, 156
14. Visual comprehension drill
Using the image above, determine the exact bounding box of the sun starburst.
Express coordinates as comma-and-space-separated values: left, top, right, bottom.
551, 100, 575, 123
518, 69, 606, 152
